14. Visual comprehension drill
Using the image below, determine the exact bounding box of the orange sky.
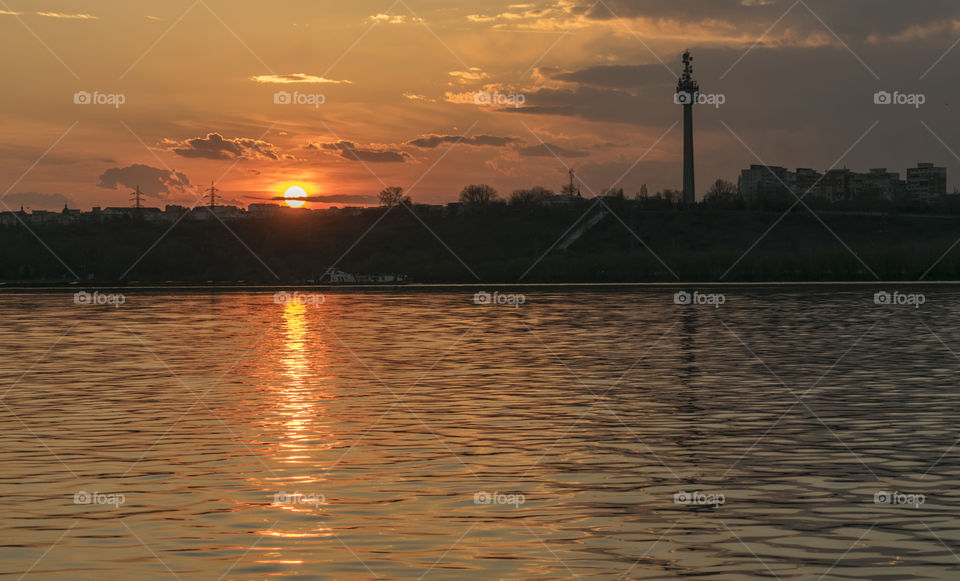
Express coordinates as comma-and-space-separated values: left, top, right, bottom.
2, 0, 959, 210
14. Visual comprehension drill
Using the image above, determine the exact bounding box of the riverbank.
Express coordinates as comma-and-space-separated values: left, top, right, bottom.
2, 206, 958, 283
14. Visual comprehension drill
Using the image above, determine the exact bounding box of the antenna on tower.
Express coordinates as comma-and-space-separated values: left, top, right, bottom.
678, 49, 698, 94
130, 185, 143, 210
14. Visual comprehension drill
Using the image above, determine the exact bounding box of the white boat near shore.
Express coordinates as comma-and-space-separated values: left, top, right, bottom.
323, 269, 409, 285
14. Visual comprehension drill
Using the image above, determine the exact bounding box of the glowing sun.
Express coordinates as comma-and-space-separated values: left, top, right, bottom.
284, 186, 307, 208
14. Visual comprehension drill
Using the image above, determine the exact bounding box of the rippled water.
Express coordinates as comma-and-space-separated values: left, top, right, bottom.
2, 287, 960, 580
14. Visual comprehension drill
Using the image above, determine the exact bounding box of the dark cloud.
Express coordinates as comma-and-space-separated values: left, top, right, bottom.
97, 164, 191, 197
407, 134, 524, 148
3, 192, 74, 211
584, 0, 791, 23
266, 194, 378, 204
518, 143, 590, 158
510, 45, 924, 130
583, 0, 960, 40
313, 141, 412, 163
506, 85, 653, 126
167, 133, 283, 160
544, 65, 674, 89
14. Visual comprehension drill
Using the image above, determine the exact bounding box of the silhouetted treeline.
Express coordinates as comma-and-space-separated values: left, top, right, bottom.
4, 201, 960, 283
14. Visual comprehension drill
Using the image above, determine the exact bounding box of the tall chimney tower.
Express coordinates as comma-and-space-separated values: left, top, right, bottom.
676, 50, 699, 205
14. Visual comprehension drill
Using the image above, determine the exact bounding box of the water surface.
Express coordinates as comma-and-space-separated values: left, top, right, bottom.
1, 288, 959, 580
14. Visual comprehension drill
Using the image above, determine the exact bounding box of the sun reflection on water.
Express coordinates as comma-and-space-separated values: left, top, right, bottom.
274, 300, 341, 465
258, 299, 340, 550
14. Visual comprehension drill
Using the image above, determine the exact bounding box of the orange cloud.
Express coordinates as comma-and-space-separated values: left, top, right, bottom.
251, 73, 351, 84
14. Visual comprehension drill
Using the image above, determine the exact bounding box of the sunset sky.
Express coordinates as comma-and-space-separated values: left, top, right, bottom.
2, 0, 960, 210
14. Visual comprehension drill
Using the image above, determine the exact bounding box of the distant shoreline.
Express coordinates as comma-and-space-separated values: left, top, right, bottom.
4, 208, 960, 284
3, 280, 960, 293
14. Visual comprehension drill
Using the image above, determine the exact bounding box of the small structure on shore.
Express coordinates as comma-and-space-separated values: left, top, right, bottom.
324, 269, 408, 284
